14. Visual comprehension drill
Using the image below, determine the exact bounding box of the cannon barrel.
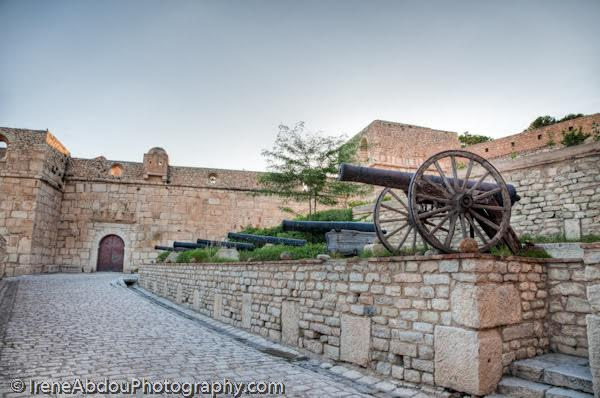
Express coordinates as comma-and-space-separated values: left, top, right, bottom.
282, 220, 377, 233
173, 241, 203, 249
339, 163, 520, 204
196, 239, 255, 251
155, 245, 176, 251
227, 232, 307, 247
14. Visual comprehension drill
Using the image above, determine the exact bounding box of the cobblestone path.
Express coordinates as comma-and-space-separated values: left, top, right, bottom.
0, 273, 396, 398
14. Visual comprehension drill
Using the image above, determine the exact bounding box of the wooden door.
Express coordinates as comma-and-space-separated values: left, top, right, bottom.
97, 235, 124, 272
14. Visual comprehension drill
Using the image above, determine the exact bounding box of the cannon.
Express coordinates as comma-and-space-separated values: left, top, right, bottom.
282, 220, 377, 233
227, 232, 307, 247
154, 245, 187, 252
173, 240, 255, 251
196, 239, 255, 251
339, 150, 522, 254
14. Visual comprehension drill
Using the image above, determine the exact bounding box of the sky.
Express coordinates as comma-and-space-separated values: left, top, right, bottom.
1, 0, 599, 171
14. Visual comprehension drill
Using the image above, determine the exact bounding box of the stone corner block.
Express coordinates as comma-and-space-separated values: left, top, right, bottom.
587, 314, 600, 397
340, 314, 371, 367
281, 301, 300, 345
451, 283, 521, 328
434, 326, 502, 396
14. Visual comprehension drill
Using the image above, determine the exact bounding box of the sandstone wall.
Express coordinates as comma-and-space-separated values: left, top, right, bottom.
355, 121, 461, 171
466, 113, 600, 159
547, 260, 591, 357
55, 179, 306, 272
0, 128, 68, 276
139, 254, 589, 395
488, 143, 600, 239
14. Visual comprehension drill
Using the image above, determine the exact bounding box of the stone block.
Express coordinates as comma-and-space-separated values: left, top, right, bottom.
281, 301, 300, 346
192, 289, 201, 311
340, 314, 370, 367
451, 283, 521, 328
242, 293, 252, 329
587, 284, 600, 313
587, 315, 600, 397
434, 326, 502, 395
213, 293, 222, 321
564, 219, 581, 241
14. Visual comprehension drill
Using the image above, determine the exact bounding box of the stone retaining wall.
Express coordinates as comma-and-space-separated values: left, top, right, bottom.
139, 253, 595, 395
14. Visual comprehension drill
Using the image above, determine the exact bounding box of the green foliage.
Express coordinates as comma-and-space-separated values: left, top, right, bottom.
156, 251, 170, 262
559, 113, 584, 122
560, 127, 590, 147
490, 245, 551, 258
528, 115, 556, 129
258, 122, 370, 216
458, 131, 492, 148
528, 113, 584, 130
239, 243, 326, 262
295, 208, 353, 221
175, 247, 236, 263
521, 233, 600, 243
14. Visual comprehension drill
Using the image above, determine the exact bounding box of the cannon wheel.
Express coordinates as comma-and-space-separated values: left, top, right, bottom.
374, 187, 427, 254
408, 150, 512, 253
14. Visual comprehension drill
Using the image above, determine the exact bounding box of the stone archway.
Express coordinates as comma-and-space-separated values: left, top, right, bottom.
97, 235, 125, 272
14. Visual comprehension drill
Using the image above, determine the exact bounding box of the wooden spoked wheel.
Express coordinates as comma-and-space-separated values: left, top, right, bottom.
407, 150, 512, 253
374, 187, 426, 254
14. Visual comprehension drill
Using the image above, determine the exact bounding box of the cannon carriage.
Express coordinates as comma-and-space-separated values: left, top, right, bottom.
339, 150, 522, 255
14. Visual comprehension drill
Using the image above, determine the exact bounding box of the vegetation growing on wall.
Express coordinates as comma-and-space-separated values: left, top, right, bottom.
458, 131, 492, 147
561, 126, 590, 147
528, 113, 584, 130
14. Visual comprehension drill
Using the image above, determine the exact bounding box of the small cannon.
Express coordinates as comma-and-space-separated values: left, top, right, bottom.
173, 240, 255, 251
227, 232, 307, 247
154, 245, 187, 252
339, 150, 521, 254
282, 220, 377, 233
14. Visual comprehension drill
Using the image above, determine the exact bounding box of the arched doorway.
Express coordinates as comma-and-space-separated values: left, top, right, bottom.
97, 235, 124, 272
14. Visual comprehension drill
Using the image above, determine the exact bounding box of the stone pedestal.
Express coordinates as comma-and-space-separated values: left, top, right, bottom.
435, 280, 524, 395
583, 243, 600, 397
435, 326, 502, 395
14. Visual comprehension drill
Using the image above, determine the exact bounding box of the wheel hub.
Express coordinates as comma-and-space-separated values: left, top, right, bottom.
456, 193, 474, 209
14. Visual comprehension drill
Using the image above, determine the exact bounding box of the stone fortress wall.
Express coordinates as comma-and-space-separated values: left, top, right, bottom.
1, 113, 600, 276
354, 120, 461, 172
0, 128, 306, 276
138, 243, 600, 396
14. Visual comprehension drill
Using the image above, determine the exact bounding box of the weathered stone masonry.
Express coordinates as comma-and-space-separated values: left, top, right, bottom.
139, 249, 599, 395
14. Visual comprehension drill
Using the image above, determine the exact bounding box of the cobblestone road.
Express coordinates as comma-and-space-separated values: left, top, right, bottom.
0, 273, 423, 398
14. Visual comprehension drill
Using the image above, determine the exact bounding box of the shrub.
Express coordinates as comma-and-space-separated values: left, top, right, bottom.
175, 247, 236, 263
239, 243, 326, 262
561, 127, 590, 147
529, 115, 556, 130
490, 245, 551, 258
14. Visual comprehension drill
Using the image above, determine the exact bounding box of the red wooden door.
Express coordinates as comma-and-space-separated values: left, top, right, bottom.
97, 235, 124, 272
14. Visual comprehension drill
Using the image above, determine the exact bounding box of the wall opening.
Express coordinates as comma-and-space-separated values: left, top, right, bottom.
0, 134, 8, 161
97, 235, 125, 272
208, 173, 218, 184
110, 164, 123, 177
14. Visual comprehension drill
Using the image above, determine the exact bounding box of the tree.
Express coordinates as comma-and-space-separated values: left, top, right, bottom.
528, 116, 556, 130
458, 131, 492, 147
259, 122, 370, 216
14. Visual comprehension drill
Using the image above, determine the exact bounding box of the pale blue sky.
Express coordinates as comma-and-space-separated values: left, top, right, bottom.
1, 0, 599, 170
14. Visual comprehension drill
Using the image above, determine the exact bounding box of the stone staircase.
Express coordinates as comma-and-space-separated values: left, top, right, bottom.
487, 353, 594, 397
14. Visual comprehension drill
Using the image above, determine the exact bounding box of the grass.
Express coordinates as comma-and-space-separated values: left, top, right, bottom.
175, 247, 236, 263
239, 243, 326, 262
490, 245, 552, 259
156, 251, 170, 262
520, 233, 600, 244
